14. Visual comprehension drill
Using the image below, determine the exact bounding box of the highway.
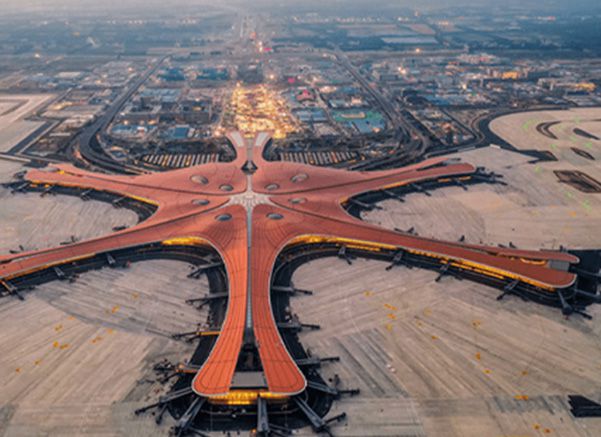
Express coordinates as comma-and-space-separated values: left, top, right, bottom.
333, 49, 429, 163
74, 55, 168, 174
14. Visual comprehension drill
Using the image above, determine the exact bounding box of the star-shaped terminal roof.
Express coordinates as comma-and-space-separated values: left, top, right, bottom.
0, 131, 578, 398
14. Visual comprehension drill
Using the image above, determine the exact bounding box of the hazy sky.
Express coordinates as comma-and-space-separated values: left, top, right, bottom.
1, 0, 599, 16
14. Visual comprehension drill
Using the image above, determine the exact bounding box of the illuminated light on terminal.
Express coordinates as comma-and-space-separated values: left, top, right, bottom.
127, 194, 159, 206
448, 259, 555, 290
208, 390, 289, 406
383, 245, 564, 291
288, 235, 397, 253
162, 237, 208, 246
519, 258, 547, 266
198, 330, 220, 336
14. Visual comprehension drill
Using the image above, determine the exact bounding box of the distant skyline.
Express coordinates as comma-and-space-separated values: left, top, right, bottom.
2, 0, 601, 15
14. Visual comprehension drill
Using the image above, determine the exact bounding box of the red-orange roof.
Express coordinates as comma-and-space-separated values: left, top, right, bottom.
0, 132, 578, 397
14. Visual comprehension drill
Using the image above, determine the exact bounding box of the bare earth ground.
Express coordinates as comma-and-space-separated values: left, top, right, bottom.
0, 108, 600, 436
